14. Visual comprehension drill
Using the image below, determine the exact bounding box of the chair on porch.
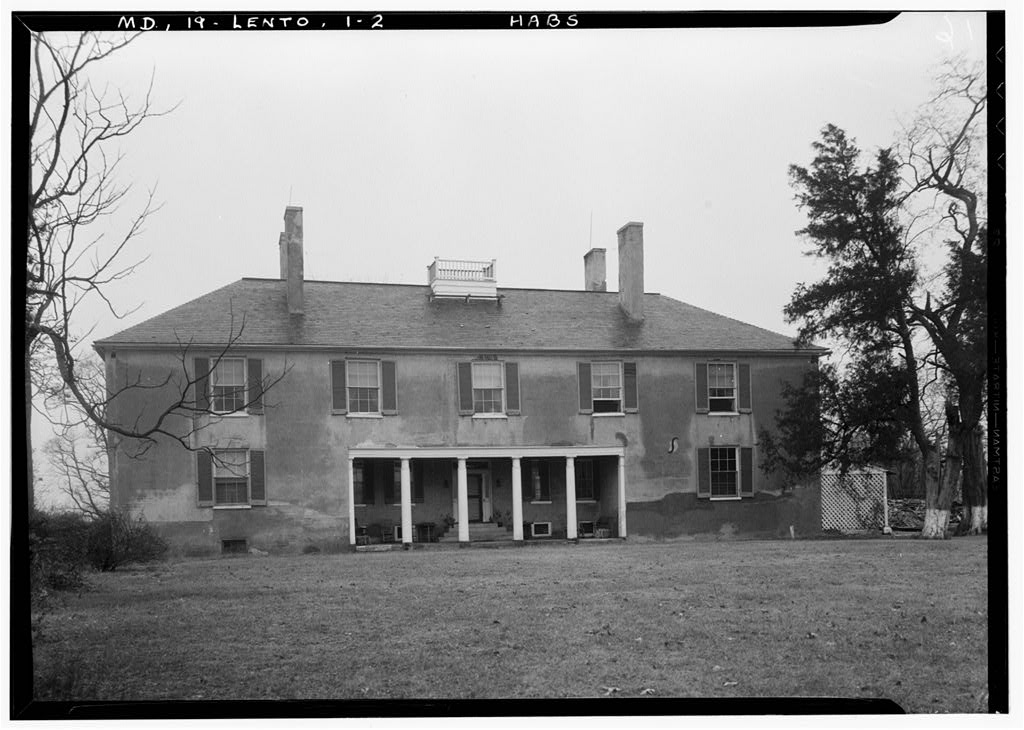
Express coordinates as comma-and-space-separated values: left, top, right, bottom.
355, 520, 370, 546
366, 523, 383, 544
594, 519, 612, 539
379, 520, 396, 543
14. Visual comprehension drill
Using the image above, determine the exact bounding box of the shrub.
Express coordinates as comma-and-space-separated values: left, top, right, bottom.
30, 510, 89, 595
86, 509, 168, 571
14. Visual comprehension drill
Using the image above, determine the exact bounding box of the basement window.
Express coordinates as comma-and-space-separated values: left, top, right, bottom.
530, 522, 552, 538
221, 539, 248, 554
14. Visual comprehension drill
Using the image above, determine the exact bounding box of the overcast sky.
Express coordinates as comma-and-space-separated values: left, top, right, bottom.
29, 10, 992, 503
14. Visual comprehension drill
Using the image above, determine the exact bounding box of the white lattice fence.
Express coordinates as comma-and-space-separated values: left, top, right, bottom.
820, 470, 889, 532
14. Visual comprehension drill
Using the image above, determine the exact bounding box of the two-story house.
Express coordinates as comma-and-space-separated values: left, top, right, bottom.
95, 207, 825, 554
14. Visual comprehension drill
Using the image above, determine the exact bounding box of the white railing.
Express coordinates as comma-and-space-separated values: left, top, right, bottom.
428, 257, 496, 285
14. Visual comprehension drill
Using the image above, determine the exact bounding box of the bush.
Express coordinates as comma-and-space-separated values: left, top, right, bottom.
30, 510, 89, 595
86, 509, 168, 571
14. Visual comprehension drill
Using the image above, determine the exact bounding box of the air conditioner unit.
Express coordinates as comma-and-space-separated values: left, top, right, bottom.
531, 522, 552, 538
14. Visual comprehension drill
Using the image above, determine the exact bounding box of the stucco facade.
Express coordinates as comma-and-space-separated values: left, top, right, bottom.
97, 209, 823, 554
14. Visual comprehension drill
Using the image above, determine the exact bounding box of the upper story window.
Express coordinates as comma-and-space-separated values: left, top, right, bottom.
458, 360, 521, 416
696, 362, 751, 415
577, 361, 638, 415
708, 363, 736, 413
472, 362, 504, 413
211, 358, 246, 413
591, 362, 622, 413
347, 360, 380, 414
331, 359, 398, 416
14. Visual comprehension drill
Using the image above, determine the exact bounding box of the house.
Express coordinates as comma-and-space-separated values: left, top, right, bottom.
94, 207, 825, 553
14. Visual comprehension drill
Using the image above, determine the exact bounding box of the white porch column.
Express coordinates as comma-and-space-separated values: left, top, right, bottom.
565, 456, 578, 540
511, 457, 524, 542
457, 457, 469, 543
617, 455, 628, 539
347, 457, 356, 546
400, 458, 413, 545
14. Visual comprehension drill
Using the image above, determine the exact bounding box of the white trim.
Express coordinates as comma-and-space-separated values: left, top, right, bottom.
212, 504, 252, 510
210, 356, 248, 415
576, 499, 598, 504
471, 360, 506, 415
707, 412, 740, 417
345, 358, 383, 415
471, 413, 508, 420
591, 412, 625, 418
531, 521, 552, 537
529, 500, 552, 505
348, 445, 625, 459
347, 413, 384, 419
710, 496, 742, 502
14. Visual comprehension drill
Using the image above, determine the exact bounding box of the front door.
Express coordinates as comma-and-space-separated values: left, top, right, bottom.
467, 473, 483, 522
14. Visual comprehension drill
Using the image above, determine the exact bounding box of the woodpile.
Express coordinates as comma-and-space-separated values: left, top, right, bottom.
887, 499, 963, 531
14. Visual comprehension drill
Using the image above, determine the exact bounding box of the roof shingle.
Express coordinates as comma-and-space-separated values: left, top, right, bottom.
95, 278, 821, 354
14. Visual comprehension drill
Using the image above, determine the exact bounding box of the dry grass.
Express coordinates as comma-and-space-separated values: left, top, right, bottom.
32, 536, 988, 711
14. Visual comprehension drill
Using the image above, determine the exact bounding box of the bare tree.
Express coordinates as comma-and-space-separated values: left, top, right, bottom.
26, 31, 288, 511
898, 55, 988, 536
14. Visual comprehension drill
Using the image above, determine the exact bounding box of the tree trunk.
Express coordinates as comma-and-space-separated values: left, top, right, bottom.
955, 424, 987, 535
25, 347, 35, 514
920, 443, 951, 538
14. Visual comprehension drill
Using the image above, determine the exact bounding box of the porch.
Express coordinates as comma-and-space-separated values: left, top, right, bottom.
347, 446, 627, 546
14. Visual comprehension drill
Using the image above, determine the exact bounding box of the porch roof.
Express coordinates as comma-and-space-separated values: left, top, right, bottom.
347, 445, 625, 459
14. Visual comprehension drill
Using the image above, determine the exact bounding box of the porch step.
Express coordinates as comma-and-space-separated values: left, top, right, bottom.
438, 522, 515, 543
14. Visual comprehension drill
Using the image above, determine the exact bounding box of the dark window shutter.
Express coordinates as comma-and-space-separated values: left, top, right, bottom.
522, 460, 532, 500
331, 360, 347, 413
247, 358, 264, 413
505, 362, 520, 414
381, 360, 398, 415
738, 363, 751, 413
697, 448, 711, 499
250, 450, 267, 505
457, 362, 473, 415
695, 362, 709, 413
383, 461, 396, 504
197, 450, 213, 506
623, 362, 638, 412
194, 357, 210, 412
577, 362, 593, 414
740, 447, 754, 496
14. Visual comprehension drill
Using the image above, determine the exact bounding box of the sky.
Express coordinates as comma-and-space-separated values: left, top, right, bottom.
24, 10, 994, 504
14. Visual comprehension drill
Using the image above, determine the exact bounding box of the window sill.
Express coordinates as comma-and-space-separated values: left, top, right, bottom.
347, 413, 384, 419
354, 504, 367, 508
530, 500, 552, 505
576, 499, 598, 504
591, 412, 625, 418
710, 496, 742, 501
213, 504, 252, 510
210, 411, 249, 418
708, 412, 740, 417
472, 413, 507, 420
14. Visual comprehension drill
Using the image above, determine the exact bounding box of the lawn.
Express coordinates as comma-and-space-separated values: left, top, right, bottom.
31, 536, 989, 711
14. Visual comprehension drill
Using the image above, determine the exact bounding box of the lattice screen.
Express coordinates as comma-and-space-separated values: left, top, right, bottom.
820, 470, 889, 532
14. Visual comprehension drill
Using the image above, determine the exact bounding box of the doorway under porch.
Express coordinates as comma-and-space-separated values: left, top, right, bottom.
347, 446, 627, 546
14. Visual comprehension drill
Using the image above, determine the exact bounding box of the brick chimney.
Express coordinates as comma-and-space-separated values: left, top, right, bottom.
280, 206, 304, 315
584, 248, 607, 292
617, 221, 644, 321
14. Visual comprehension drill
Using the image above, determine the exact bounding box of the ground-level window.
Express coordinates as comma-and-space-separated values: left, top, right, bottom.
575, 458, 596, 500
710, 447, 738, 498
197, 448, 266, 507
523, 459, 551, 502
211, 358, 246, 413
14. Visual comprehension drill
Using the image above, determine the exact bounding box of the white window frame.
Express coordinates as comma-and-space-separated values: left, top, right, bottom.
707, 362, 738, 415
347, 360, 382, 415
213, 449, 251, 508
211, 358, 247, 415
591, 361, 623, 414
709, 446, 741, 500
531, 521, 552, 538
471, 361, 506, 416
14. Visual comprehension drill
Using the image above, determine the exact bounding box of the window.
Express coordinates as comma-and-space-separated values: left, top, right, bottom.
591, 362, 622, 413
347, 360, 380, 414
197, 449, 266, 507
214, 449, 249, 505
709, 447, 738, 498
523, 460, 550, 502
384, 461, 400, 504
472, 362, 504, 413
708, 363, 736, 413
578, 361, 638, 414
211, 358, 246, 413
353, 459, 375, 505
575, 458, 596, 501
